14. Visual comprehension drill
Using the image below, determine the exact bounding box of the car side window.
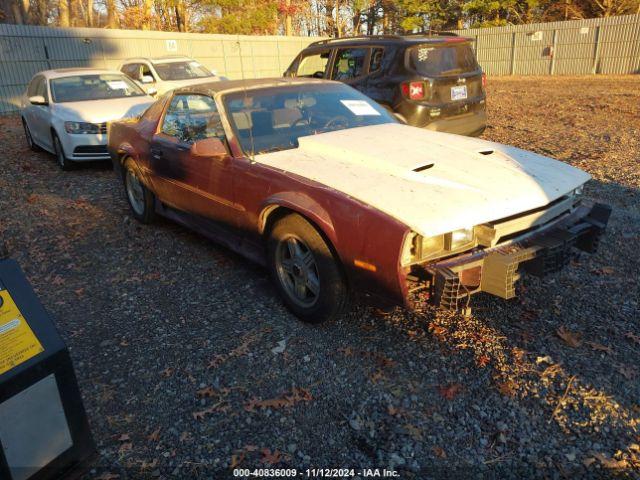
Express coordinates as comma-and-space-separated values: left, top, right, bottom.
161, 94, 224, 144
332, 48, 368, 81
35, 77, 49, 101
141, 63, 155, 82
369, 48, 384, 73
27, 76, 41, 97
121, 64, 140, 81
295, 50, 331, 78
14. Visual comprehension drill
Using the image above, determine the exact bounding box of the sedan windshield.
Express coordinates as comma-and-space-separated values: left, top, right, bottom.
224, 83, 397, 155
50, 74, 145, 103
153, 61, 213, 81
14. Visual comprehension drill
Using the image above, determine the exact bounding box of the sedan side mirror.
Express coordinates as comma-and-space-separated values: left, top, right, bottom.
191, 137, 227, 159
147, 87, 158, 97
141, 75, 155, 84
29, 95, 48, 106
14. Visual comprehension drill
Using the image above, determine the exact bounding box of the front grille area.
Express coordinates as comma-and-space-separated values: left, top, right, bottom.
73, 145, 109, 156
73, 145, 108, 155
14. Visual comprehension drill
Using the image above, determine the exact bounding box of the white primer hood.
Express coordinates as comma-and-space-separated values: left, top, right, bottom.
255, 123, 590, 237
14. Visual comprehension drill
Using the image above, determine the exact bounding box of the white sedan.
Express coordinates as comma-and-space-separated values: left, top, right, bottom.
21, 68, 154, 170
118, 56, 224, 97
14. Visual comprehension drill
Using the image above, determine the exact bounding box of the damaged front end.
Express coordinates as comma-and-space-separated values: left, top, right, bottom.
403, 195, 611, 312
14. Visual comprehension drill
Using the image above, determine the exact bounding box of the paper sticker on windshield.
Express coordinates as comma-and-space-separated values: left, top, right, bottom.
189, 61, 202, 68
0, 288, 44, 375
107, 81, 128, 90
340, 100, 380, 116
418, 47, 434, 62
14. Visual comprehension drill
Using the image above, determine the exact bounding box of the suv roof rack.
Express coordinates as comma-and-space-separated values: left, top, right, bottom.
308, 32, 458, 47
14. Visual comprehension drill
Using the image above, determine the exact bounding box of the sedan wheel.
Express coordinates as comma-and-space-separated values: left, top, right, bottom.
123, 159, 155, 223
23, 120, 39, 151
268, 213, 348, 323
275, 236, 320, 308
53, 134, 72, 171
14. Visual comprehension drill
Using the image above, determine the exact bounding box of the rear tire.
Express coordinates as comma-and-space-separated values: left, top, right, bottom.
52, 132, 73, 171
267, 213, 348, 323
123, 158, 155, 223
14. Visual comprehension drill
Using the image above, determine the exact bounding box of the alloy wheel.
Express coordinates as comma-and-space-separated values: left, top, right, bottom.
275, 236, 320, 308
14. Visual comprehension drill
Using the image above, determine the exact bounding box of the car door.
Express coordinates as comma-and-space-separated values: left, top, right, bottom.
29, 76, 53, 150
149, 93, 233, 222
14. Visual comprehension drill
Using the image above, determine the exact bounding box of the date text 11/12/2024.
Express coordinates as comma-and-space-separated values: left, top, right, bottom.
233, 468, 400, 477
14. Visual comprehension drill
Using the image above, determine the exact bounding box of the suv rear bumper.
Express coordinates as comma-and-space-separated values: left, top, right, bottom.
411, 201, 611, 310
424, 109, 487, 137
396, 99, 487, 137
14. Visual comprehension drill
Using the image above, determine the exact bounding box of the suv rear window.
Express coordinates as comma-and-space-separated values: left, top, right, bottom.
407, 43, 478, 76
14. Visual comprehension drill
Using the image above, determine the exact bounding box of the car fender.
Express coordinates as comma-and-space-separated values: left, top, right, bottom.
259, 192, 338, 248
116, 143, 152, 186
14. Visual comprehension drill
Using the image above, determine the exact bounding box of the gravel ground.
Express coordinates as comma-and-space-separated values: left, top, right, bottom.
0, 75, 639, 479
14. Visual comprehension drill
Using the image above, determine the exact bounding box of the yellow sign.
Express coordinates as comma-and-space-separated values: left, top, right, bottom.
0, 288, 44, 375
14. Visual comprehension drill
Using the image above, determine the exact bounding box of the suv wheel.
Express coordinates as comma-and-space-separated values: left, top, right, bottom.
123, 158, 155, 223
268, 213, 348, 323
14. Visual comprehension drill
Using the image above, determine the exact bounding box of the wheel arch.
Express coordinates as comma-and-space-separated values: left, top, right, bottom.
259, 193, 337, 247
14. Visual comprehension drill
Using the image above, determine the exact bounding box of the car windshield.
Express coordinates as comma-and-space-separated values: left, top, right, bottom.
152, 61, 213, 81
50, 74, 145, 103
408, 43, 478, 76
224, 83, 396, 155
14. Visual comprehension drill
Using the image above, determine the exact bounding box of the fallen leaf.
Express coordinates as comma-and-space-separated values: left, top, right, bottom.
585, 341, 613, 354
593, 452, 628, 469
536, 355, 554, 365
95, 474, 120, 480
495, 379, 517, 397
118, 442, 132, 454
147, 427, 161, 442
556, 326, 582, 348
404, 423, 423, 441
476, 355, 491, 367
617, 364, 637, 380
117, 434, 130, 442
438, 383, 462, 400
432, 446, 447, 458
244, 387, 312, 412
625, 332, 640, 346
196, 386, 216, 398
429, 323, 447, 338
582, 457, 596, 467
261, 448, 283, 465
230, 452, 245, 469
161, 367, 174, 378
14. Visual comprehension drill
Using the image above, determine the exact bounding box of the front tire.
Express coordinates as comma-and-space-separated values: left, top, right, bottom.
267, 214, 348, 323
23, 119, 40, 151
52, 132, 73, 171
123, 158, 155, 223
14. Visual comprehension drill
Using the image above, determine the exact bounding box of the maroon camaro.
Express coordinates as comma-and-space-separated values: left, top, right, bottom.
108, 78, 609, 322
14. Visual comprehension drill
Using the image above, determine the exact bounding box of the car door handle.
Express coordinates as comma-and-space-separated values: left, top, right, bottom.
150, 148, 162, 160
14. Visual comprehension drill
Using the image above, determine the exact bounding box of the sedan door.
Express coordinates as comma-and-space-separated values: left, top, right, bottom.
24, 76, 53, 150
148, 93, 234, 222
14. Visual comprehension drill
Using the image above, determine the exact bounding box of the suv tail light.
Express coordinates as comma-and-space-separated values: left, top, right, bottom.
482, 72, 487, 89
401, 81, 428, 100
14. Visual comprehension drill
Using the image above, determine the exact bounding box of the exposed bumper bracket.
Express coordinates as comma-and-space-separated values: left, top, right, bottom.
427, 201, 611, 311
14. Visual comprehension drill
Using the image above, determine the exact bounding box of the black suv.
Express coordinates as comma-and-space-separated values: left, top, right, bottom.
284, 34, 486, 137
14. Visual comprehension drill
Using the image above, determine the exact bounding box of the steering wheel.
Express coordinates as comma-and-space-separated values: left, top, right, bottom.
292, 117, 310, 128
323, 115, 349, 130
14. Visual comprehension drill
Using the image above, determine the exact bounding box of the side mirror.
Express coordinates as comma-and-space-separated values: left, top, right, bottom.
141, 75, 154, 84
191, 137, 227, 159
29, 95, 47, 106
147, 87, 158, 97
